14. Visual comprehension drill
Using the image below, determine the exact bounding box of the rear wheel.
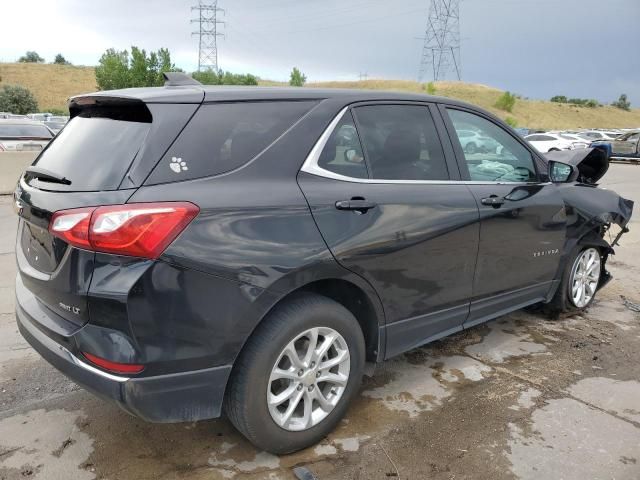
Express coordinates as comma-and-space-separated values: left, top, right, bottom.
465, 142, 477, 154
547, 246, 602, 316
224, 293, 365, 454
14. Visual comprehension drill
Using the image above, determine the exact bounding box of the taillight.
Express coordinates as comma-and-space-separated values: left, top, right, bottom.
82, 352, 144, 374
49, 202, 199, 259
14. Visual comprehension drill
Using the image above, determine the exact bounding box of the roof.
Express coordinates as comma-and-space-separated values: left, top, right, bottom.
69, 85, 474, 109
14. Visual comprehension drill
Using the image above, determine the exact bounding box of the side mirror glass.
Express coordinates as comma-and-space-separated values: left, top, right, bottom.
549, 161, 574, 183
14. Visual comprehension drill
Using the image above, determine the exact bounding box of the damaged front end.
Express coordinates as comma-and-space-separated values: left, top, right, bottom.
545, 146, 634, 289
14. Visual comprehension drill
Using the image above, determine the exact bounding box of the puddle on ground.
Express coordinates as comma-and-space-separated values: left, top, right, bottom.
362, 354, 491, 416
465, 319, 549, 364
0, 408, 94, 480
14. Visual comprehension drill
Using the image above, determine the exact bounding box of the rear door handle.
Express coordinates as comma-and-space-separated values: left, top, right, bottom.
335, 199, 377, 212
481, 195, 505, 207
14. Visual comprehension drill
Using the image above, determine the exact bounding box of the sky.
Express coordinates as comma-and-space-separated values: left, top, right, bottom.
1, 0, 639, 103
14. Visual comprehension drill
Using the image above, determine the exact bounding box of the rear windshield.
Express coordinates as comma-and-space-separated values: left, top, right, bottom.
0, 124, 53, 139
32, 116, 150, 190
145, 100, 317, 184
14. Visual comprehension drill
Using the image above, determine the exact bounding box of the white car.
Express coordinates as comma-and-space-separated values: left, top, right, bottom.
524, 133, 588, 152
0, 119, 54, 151
559, 133, 592, 145
456, 129, 500, 154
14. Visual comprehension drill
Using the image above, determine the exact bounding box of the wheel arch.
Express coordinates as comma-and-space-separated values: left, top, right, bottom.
233, 271, 386, 379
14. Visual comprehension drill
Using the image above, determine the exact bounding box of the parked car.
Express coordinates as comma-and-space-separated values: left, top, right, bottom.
609, 130, 640, 158
524, 133, 587, 152
578, 130, 620, 141
14, 74, 633, 454
0, 113, 28, 120
26, 113, 53, 122
559, 132, 592, 144
455, 129, 501, 154
0, 119, 54, 151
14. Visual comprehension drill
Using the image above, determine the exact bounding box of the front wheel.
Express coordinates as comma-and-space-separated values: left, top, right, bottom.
224, 293, 365, 454
547, 246, 602, 316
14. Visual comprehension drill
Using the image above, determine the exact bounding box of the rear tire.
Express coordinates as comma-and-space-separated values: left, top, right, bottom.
223, 292, 365, 454
465, 142, 477, 154
546, 246, 602, 317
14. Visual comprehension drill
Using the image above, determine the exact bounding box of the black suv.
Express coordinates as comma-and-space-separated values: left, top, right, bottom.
14, 74, 632, 454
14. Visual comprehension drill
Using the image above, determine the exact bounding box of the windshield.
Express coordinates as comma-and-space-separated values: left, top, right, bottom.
0, 124, 53, 139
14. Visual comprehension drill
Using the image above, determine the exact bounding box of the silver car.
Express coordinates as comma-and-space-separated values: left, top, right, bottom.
0, 119, 54, 151
610, 131, 640, 158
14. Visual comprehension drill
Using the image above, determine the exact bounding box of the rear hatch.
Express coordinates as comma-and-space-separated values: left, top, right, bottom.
15, 93, 201, 330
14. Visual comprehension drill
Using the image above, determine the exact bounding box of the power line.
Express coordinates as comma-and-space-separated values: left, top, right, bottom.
191, 0, 225, 72
417, 0, 461, 82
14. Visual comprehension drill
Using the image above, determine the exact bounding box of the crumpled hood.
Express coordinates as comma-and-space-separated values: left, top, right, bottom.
544, 147, 609, 183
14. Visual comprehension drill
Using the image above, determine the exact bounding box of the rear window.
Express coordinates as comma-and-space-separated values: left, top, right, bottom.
145, 101, 316, 184
32, 116, 150, 191
0, 124, 53, 139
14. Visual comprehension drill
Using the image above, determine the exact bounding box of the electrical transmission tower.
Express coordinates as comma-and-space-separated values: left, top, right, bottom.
417, 0, 461, 82
191, 0, 225, 72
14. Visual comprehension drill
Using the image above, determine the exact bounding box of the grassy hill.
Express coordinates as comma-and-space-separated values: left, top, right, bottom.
1, 63, 639, 130
0, 63, 96, 112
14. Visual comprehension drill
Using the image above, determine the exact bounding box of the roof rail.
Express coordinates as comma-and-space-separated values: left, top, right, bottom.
163, 72, 202, 87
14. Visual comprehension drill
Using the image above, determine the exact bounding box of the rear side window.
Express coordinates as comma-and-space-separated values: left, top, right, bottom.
32, 116, 150, 191
317, 111, 367, 179
146, 101, 316, 184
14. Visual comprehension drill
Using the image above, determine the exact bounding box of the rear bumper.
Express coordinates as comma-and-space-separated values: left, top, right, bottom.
16, 299, 232, 423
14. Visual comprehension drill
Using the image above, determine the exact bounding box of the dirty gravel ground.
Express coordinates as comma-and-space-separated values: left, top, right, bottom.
1, 164, 639, 480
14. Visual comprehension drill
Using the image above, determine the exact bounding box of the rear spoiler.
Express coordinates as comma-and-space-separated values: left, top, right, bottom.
68, 96, 152, 122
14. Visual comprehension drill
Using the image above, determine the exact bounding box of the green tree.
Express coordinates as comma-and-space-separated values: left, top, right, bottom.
192, 69, 258, 86
289, 67, 307, 87
53, 54, 70, 65
495, 91, 516, 113
424, 82, 437, 95
0, 85, 39, 114
18, 51, 44, 63
550, 95, 567, 103
612, 93, 631, 111
95, 46, 177, 90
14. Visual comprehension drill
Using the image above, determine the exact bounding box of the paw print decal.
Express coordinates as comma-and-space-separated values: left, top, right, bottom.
169, 157, 188, 173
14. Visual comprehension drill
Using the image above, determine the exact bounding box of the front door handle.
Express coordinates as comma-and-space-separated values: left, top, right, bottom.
335, 199, 377, 212
481, 195, 505, 208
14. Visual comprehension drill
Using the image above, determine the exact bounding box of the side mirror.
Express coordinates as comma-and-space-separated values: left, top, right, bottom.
548, 160, 576, 183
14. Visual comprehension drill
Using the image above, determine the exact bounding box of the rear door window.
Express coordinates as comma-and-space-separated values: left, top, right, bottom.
352, 104, 449, 180
31, 114, 150, 191
146, 101, 317, 184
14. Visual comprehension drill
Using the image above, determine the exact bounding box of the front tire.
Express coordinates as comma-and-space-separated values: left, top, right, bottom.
224, 292, 365, 454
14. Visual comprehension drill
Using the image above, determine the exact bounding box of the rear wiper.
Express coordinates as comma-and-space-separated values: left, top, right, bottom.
24, 166, 71, 185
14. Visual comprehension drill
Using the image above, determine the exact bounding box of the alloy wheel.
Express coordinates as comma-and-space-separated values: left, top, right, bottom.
267, 327, 350, 431
569, 248, 601, 308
